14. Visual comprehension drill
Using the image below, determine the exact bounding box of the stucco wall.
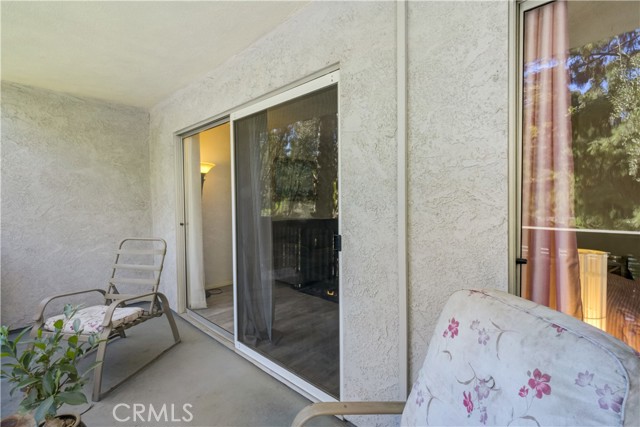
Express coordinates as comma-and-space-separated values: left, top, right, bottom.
407, 0, 510, 377
1, 82, 151, 328
149, 1, 400, 402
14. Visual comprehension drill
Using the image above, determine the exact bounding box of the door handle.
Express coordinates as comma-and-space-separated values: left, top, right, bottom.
516, 258, 528, 265
333, 234, 342, 252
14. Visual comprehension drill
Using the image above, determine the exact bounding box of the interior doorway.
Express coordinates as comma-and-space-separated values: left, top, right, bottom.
183, 121, 234, 335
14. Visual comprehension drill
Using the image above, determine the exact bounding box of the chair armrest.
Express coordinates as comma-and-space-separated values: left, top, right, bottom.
33, 289, 106, 322
291, 401, 405, 427
101, 292, 157, 327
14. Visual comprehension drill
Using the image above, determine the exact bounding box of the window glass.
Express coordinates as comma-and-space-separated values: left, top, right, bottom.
520, 0, 640, 351
234, 85, 340, 397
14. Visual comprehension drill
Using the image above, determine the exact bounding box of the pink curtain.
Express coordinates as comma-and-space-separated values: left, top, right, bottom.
521, 0, 583, 319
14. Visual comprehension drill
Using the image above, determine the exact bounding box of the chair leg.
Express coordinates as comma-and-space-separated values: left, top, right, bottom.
92, 329, 111, 402
157, 293, 181, 344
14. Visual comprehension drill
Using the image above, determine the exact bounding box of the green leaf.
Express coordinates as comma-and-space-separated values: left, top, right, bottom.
42, 370, 56, 396
23, 388, 38, 407
19, 351, 33, 368
1, 343, 16, 358
53, 319, 64, 330
72, 319, 81, 333
16, 377, 39, 389
59, 363, 78, 376
12, 366, 28, 377
15, 326, 31, 341
63, 304, 78, 319
33, 396, 55, 424
68, 335, 78, 347
56, 391, 87, 406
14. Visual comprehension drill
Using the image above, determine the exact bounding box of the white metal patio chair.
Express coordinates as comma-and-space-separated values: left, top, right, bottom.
31, 238, 181, 401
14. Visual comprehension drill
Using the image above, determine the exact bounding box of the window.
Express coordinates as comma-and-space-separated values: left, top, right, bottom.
517, 0, 640, 351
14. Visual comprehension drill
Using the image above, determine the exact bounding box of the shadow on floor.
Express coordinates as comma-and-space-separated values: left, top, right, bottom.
1, 314, 348, 427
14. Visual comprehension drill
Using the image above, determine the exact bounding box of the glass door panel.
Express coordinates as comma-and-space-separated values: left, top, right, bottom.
519, 1, 640, 351
234, 84, 340, 397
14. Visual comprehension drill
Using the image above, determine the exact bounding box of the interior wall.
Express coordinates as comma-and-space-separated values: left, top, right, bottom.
407, 0, 510, 377
1, 82, 152, 328
149, 1, 401, 404
200, 123, 233, 289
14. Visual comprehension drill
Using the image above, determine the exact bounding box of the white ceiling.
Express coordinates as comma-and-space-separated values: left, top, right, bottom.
1, 1, 309, 108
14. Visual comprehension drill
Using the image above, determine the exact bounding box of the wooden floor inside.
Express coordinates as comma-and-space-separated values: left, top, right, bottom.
194, 285, 235, 332
193, 283, 339, 397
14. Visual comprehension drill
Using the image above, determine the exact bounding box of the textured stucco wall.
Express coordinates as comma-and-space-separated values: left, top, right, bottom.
149, 1, 400, 402
407, 1, 510, 378
1, 82, 151, 328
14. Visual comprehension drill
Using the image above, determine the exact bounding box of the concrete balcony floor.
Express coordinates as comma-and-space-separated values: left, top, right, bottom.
1, 314, 347, 427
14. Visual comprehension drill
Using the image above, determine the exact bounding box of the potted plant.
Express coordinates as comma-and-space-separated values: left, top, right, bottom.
1, 305, 100, 427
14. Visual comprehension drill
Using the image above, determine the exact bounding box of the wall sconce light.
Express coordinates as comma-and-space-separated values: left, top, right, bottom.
578, 249, 608, 331
200, 162, 216, 189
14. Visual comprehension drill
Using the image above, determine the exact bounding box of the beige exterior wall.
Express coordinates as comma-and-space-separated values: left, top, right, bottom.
1, 82, 151, 328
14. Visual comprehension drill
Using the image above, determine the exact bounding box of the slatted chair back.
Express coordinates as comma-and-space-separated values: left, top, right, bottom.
106, 238, 166, 314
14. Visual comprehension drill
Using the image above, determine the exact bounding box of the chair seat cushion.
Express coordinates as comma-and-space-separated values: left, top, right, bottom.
44, 305, 143, 334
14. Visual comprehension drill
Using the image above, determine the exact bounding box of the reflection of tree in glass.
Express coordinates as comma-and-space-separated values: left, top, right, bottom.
569, 28, 640, 231
259, 115, 338, 218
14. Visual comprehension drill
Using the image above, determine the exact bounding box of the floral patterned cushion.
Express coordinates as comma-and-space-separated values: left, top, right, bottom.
43, 305, 143, 334
401, 289, 640, 426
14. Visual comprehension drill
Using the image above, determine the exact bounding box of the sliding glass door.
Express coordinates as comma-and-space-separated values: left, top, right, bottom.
232, 73, 340, 398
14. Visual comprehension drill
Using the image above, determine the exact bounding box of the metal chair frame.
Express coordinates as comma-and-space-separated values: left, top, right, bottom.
31, 238, 181, 401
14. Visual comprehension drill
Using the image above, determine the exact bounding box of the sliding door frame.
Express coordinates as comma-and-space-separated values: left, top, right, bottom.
230, 70, 341, 403
511, 0, 555, 297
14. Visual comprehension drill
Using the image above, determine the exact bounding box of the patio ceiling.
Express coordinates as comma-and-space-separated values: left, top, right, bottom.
1, 1, 309, 109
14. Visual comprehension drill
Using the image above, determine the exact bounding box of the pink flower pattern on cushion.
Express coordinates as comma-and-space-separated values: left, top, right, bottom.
512, 368, 552, 425
479, 407, 487, 425
443, 317, 459, 339
457, 367, 497, 424
528, 369, 552, 399
575, 371, 594, 387
463, 391, 473, 415
574, 371, 625, 414
474, 379, 491, 400
596, 385, 623, 413
518, 386, 528, 397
